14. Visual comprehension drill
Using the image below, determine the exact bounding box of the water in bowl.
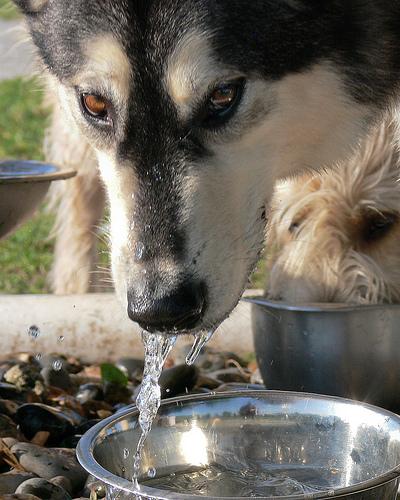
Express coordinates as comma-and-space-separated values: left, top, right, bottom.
106, 462, 338, 499
142, 461, 338, 497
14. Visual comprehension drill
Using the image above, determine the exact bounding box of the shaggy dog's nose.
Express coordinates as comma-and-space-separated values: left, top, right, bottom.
127, 281, 205, 332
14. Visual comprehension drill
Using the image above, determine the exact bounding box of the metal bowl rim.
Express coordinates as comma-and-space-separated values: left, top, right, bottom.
76, 390, 400, 500
245, 297, 400, 313
0, 159, 76, 184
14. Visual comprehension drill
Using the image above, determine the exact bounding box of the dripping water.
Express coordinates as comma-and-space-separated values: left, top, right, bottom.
128, 329, 215, 496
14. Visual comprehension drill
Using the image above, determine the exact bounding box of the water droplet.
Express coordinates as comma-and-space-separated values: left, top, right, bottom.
162, 336, 177, 364
28, 325, 40, 339
147, 467, 156, 478
186, 330, 214, 365
123, 448, 130, 459
52, 360, 63, 371
58, 335, 65, 343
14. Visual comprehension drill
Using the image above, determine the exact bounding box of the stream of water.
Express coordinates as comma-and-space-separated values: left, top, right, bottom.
131, 330, 214, 494
132, 331, 177, 488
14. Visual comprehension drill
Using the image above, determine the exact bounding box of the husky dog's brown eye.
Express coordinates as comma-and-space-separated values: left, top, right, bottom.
211, 85, 237, 109
81, 93, 109, 120
201, 78, 245, 127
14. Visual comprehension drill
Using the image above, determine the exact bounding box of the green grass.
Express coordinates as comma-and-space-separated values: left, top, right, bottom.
0, 77, 54, 294
250, 258, 266, 290
0, 211, 54, 293
0, 0, 19, 20
0, 78, 48, 160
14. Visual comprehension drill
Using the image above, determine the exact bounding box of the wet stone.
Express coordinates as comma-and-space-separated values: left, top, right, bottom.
16, 354, 39, 365
2, 495, 42, 500
15, 478, 72, 500
16, 404, 83, 445
4, 364, 42, 391
75, 383, 104, 405
65, 357, 84, 375
196, 352, 226, 371
103, 382, 132, 406
0, 399, 19, 417
82, 400, 113, 420
84, 475, 106, 498
1, 437, 19, 448
116, 358, 144, 381
0, 361, 16, 381
40, 366, 72, 391
58, 434, 82, 449
37, 354, 66, 370
0, 414, 19, 438
0, 471, 37, 495
159, 364, 199, 398
208, 368, 251, 384
179, 346, 248, 372
50, 475, 73, 495
0, 383, 22, 400
76, 419, 101, 434
197, 374, 223, 390
11, 443, 88, 492
250, 367, 264, 385
113, 403, 128, 414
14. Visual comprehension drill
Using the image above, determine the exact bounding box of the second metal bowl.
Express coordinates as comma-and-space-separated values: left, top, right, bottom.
0, 160, 75, 239
251, 298, 400, 411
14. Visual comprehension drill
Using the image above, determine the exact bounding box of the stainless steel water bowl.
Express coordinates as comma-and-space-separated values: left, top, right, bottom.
77, 391, 400, 499
0, 160, 75, 239
251, 298, 400, 411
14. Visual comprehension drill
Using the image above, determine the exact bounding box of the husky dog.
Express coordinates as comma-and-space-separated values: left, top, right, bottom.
267, 119, 400, 304
12, 0, 400, 333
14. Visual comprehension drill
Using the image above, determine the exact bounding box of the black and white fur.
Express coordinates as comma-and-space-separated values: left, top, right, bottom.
13, 0, 400, 333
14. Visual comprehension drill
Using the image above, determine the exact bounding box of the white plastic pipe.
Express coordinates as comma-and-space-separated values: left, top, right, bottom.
0, 291, 261, 362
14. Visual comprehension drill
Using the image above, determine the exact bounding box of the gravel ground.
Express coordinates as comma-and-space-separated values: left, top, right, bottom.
0, 19, 34, 80
0, 347, 262, 499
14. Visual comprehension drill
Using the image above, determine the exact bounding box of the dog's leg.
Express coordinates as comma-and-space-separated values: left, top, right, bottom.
45, 103, 107, 294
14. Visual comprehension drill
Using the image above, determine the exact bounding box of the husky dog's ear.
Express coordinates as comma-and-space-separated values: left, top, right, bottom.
12, 0, 48, 15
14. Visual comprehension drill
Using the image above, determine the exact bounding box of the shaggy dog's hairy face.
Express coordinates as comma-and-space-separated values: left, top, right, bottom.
13, 0, 400, 332
267, 121, 400, 305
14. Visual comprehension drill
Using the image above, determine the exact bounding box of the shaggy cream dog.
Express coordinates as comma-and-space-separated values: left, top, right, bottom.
266, 119, 400, 305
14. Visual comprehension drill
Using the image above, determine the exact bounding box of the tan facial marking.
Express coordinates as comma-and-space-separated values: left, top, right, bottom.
75, 34, 131, 103
28, 0, 48, 12
166, 31, 213, 106
166, 30, 237, 117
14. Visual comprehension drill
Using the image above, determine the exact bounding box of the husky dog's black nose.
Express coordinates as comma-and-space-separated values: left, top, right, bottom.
127, 281, 205, 332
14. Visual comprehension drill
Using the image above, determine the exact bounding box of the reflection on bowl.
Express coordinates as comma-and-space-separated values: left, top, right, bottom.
77, 391, 400, 499
0, 160, 75, 239
251, 298, 400, 412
